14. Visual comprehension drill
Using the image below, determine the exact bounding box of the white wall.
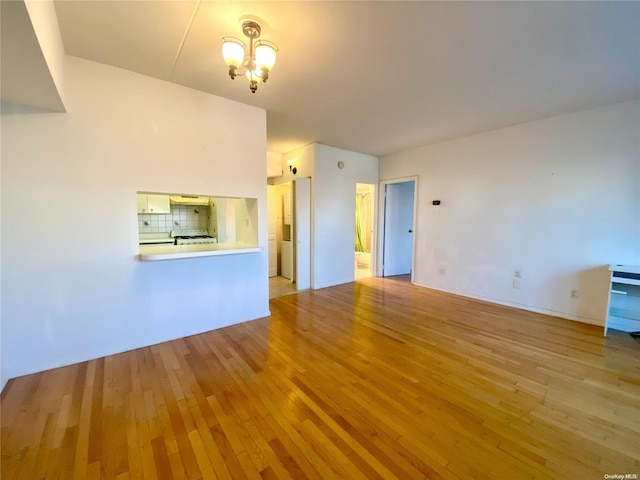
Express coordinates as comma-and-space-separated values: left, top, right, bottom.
269, 143, 379, 289
313, 144, 379, 289
380, 101, 640, 325
267, 151, 283, 178
272, 144, 314, 277
281, 143, 315, 181
1, 56, 269, 390
235, 198, 258, 245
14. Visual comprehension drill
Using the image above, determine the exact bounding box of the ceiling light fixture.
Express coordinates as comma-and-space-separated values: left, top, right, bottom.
221, 20, 278, 93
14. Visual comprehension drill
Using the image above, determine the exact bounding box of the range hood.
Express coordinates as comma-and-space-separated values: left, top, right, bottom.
169, 195, 210, 206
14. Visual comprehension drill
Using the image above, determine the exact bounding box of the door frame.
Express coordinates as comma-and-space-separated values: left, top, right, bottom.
354, 182, 378, 281
377, 176, 418, 283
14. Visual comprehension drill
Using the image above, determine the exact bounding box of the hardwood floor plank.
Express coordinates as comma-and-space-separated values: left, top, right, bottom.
299, 418, 367, 480
167, 452, 189, 480
123, 393, 144, 480
135, 422, 157, 480
235, 451, 263, 479
150, 436, 172, 480
86, 358, 104, 466
206, 395, 247, 457
208, 422, 248, 480
262, 414, 323, 480
29, 412, 57, 480
186, 429, 221, 480
2, 276, 640, 479
86, 460, 100, 480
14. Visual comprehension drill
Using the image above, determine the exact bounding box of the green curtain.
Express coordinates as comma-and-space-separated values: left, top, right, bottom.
355, 194, 366, 252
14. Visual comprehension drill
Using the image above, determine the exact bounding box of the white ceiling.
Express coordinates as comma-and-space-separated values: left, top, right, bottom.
22, 2, 640, 156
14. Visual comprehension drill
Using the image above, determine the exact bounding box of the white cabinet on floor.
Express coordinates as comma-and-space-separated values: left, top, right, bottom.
605, 264, 640, 335
137, 194, 170, 214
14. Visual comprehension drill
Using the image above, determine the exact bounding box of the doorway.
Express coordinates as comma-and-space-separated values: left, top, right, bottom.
267, 179, 311, 298
355, 183, 375, 280
380, 179, 416, 280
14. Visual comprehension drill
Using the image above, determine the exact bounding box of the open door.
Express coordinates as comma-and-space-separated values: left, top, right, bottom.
294, 178, 311, 290
355, 183, 375, 280
382, 180, 415, 277
267, 185, 277, 277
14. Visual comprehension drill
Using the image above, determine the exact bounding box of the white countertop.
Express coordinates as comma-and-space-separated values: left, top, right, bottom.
139, 242, 262, 261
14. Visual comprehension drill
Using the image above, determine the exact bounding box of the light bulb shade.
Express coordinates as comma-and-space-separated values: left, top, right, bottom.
255, 41, 278, 71
221, 37, 245, 68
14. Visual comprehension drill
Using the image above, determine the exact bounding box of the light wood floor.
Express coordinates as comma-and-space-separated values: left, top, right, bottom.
2, 276, 640, 479
355, 265, 372, 281
269, 275, 297, 299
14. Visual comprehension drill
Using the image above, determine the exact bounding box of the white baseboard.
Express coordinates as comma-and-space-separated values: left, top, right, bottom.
411, 281, 603, 327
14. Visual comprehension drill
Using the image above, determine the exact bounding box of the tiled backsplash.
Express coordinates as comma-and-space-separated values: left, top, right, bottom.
138, 205, 207, 234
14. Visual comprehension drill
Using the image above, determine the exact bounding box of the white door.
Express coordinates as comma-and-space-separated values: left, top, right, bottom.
383, 181, 415, 277
267, 185, 277, 277
294, 177, 311, 290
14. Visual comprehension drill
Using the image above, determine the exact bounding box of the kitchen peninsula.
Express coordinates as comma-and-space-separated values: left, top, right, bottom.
136, 191, 259, 261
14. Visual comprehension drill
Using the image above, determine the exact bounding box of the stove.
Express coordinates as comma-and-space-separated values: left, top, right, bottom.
170, 229, 217, 246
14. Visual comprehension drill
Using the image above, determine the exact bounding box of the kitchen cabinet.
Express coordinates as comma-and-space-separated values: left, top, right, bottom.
604, 264, 640, 336
137, 194, 170, 214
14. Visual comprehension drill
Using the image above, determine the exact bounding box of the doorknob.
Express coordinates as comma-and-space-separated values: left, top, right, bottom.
408, 229, 413, 233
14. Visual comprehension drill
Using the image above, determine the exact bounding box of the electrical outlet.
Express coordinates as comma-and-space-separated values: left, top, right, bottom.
514, 269, 522, 278
438, 267, 446, 276
513, 279, 520, 289
571, 289, 578, 299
